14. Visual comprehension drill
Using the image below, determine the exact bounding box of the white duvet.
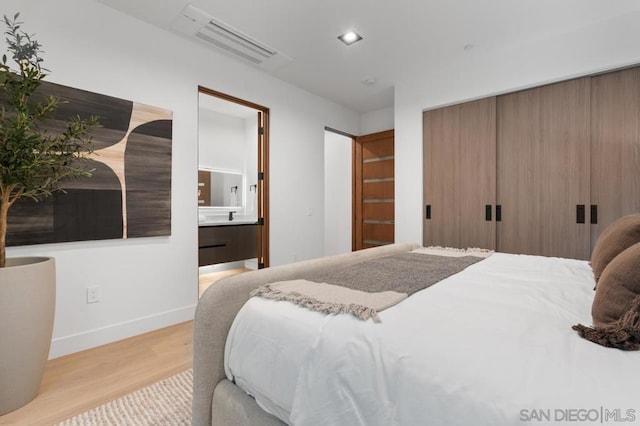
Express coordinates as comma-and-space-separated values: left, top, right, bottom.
225, 253, 640, 425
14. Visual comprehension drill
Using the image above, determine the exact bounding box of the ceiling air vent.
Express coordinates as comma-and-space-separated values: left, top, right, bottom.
172, 4, 292, 71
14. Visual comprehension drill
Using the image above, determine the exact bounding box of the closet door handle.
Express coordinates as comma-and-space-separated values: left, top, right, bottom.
576, 205, 585, 224
425, 205, 431, 220
485, 205, 492, 221
496, 205, 502, 222
591, 205, 598, 225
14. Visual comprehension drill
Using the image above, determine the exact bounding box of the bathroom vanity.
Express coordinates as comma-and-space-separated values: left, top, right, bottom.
198, 222, 258, 267
197, 168, 258, 266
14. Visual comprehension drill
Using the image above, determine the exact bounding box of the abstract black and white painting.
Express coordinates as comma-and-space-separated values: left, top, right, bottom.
6, 81, 172, 246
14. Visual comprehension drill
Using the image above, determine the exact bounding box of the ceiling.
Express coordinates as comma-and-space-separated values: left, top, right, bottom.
98, 0, 640, 113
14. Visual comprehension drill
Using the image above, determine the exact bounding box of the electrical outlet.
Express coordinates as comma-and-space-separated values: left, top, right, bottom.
87, 286, 100, 304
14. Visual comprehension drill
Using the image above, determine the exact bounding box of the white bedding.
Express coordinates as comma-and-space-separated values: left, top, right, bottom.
224, 253, 640, 425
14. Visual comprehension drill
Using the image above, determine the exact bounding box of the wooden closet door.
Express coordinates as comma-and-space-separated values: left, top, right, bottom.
591, 67, 640, 249
423, 97, 497, 250
497, 78, 591, 259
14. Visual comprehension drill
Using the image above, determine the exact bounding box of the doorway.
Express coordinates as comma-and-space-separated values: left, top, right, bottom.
197, 87, 269, 295
324, 129, 353, 256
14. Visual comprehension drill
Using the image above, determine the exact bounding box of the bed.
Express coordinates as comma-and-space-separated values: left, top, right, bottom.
193, 234, 640, 425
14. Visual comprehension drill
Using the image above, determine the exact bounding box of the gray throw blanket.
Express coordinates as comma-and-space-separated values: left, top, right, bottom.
251, 252, 484, 322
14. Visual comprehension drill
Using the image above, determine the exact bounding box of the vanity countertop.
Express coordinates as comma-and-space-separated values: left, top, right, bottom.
199, 219, 258, 227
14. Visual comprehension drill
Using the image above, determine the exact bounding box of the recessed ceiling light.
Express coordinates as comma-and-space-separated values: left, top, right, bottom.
338, 31, 363, 46
362, 76, 376, 86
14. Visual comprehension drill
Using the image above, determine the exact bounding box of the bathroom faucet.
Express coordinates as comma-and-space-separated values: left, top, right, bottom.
228, 211, 236, 221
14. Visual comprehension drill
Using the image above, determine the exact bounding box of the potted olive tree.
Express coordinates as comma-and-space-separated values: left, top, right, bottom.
0, 14, 98, 415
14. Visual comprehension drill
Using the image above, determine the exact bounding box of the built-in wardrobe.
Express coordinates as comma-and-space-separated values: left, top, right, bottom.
423, 65, 640, 260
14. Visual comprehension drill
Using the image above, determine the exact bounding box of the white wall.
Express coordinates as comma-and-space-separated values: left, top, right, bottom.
197, 105, 259, 217
4, 0, 360, 358
361, 106, 394, 134
244, 116, 258, 218
198, 107, 254, 215
324, 131, 353, 256
198, 108, 247, 173
394, 11, 640, 246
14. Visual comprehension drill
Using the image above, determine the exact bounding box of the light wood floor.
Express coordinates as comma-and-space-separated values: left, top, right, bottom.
199, 268, 249, 297
0, 321, 193, 426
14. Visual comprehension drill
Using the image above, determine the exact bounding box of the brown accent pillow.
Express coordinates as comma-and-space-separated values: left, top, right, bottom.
592, 242, 640, 328
590, 214, 640, 284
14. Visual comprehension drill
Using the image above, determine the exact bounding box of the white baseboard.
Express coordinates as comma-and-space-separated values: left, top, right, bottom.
48, 304, 197, 359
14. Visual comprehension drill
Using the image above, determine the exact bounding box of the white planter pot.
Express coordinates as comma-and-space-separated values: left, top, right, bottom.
0, 257, 55, 415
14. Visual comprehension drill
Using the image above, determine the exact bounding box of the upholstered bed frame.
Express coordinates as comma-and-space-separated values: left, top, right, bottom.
192, 242, 419, 426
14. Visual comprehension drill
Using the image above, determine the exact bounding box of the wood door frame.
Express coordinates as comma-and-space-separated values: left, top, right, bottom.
198, 86, 270, 268
353, 136, 362, 251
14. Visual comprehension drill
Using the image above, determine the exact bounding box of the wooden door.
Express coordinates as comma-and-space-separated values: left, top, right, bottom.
497, 78, 591, 259
423, 97, 497, 250
590, 67, 640, 250
353, 130, 394, 250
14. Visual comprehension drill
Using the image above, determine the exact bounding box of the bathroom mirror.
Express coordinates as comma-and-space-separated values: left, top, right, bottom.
198, 169, 243, 207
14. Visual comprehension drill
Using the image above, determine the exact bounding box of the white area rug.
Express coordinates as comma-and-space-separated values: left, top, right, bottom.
56, 369, 192, 425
